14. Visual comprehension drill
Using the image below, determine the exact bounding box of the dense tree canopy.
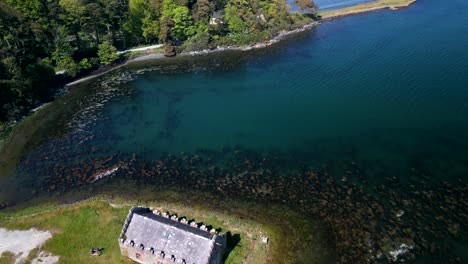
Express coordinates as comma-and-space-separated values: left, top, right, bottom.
0, 0, 316, 123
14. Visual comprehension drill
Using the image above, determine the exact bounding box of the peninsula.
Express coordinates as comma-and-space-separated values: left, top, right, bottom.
319, 0, 416, 19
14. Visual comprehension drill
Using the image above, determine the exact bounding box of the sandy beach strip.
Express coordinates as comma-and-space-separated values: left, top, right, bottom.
319, 0, 417, 19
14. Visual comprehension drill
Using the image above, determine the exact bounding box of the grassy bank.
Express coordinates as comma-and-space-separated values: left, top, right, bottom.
0, 194, 329, 264
319, 0, 417, 19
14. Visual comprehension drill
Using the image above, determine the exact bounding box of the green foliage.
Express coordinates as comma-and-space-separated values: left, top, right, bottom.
142, 10, 161, 43
182, 32, 211, 51
57, 56, 80, 77
172, 6, 196, 40
225, 0, 251, 34
98, 42, 120, 65
161, 0, 178, 18
124, 0, 147, 43
79, 58, 93, 70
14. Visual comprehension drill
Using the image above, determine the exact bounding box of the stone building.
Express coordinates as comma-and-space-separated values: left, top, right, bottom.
118, 207, 227, 264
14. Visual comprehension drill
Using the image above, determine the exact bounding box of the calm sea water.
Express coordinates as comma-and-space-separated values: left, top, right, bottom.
1, 0, 467, 262
88, 0, 468, 182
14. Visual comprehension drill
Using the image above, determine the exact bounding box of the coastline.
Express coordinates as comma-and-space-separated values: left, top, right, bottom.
0, 194, 328, 264
65, 21, 320, 87
0, 1, 416, 156
319, 0, 417, 19
65, 0, 417, 87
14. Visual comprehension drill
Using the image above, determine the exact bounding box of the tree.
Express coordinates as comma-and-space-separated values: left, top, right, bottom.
52, 26, 75, 66
124, 0, 147, 43
161, 0, 177, 18
97, 42, 119, 65
57, 56, 80, 77
224, 0, 258, 35
193, 0, 215, 22
159, 16, 174, 43
79, 58, 93, 70
294, 0, 318, 14
142, 9, 160, 43
172, 6, 196, 40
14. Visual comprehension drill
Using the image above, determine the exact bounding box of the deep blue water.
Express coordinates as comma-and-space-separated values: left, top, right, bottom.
1, 0, 467, 262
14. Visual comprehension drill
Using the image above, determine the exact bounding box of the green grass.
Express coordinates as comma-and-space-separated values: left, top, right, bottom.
1, 200, 129, 263
0, 195, 327, 264
0, 252, 15, 264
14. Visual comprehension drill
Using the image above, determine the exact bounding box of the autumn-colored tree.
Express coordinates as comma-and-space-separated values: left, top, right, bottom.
193, 0, 215, 22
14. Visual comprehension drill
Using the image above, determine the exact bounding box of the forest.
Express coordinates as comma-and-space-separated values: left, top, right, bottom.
0, 0, 316, 124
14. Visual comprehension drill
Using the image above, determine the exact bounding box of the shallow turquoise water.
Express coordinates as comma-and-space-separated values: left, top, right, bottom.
5, 0, 467, 187
86, 0, 468, 181
1, 0, 467, 261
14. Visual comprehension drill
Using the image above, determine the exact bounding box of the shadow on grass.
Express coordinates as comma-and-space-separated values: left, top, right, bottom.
223, 232, 241, 261
304, 13, 321, 21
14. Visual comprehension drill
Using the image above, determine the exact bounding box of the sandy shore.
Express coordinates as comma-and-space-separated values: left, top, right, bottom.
320, 0, 417, 19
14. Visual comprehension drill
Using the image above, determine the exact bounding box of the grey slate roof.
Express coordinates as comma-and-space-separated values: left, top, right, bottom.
124, 211, 215, 263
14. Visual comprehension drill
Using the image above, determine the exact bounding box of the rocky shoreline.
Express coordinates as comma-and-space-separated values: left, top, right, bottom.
65, 21, 320, 87
184, 22, 319, 55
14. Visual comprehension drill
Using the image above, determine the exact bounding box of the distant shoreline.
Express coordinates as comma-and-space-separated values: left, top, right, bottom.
319, 0, 417, 19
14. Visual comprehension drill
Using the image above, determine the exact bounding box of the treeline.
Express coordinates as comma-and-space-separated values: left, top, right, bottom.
0, 0, 316, 123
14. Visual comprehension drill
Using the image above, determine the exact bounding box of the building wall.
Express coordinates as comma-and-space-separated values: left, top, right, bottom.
120, 242, 174, 264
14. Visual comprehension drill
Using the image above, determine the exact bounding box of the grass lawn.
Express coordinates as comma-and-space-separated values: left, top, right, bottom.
319, 0, 416, 19
0, 195, 328, 264
0, 200, 129, 263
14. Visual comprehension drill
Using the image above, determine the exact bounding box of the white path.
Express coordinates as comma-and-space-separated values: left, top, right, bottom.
116, 44, 163, 54
0, 228, 54, 263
